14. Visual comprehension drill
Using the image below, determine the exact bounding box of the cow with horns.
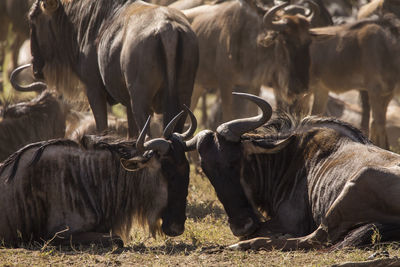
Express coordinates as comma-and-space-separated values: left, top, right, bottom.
185, 93, 400, 250
0, 108, 196, 247
12, 0, 198, 137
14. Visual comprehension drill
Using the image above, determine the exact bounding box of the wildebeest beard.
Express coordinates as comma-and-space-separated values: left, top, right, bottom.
271, 36, 310, 104
29, 1, 87, 101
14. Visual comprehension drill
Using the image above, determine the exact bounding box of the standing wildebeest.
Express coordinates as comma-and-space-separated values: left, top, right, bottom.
0, 108, 197, 247
183, 1, 312, 122
308, 13, 400, 149
0, 90, 66, 162
0, 0, 33, 76
19, 0, 198, 137
185, 93, 400, 250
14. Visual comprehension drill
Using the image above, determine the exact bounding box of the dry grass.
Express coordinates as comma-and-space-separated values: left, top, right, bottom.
1, 167, 400, 267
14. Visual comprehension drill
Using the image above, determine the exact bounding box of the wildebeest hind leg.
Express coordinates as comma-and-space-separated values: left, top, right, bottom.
369, 90, 392, 149
126, 104, 139, 138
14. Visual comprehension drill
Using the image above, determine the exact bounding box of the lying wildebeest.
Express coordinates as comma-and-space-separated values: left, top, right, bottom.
308, 13, 400, 149
17, 0, 198, 137
0, 108, 197, 247
0, 90, 66, 162
66, 111, 129, 141
186, 92, 400, 250
183, 1, 312, 122
0, 0, 33, 76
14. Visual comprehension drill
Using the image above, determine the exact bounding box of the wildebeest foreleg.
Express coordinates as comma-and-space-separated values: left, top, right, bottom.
51, 232, 124, 248
240, 218, 292, 241
230, 225, 328, 251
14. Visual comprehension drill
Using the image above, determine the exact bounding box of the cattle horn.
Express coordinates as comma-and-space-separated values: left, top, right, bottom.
10, 64, 47, 92
216, 93, 273, 142
263, 2, 290, 32
41, 0, 60, 13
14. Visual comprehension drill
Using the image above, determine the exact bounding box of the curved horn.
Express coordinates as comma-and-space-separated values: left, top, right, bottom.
163, 110, 185, 139
176, 105, 198, 140
284, 4, 308, 16
137, 116, 171, 155
136, 116, 151, 154
41, 0, 60, 13
143, 138, 171, 155
304, 0, 319, 22
263, 2, 290, 32
10, 64, 47, 92
216, 93, 273, 142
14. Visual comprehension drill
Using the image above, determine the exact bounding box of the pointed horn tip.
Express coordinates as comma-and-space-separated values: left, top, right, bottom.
163, 110, 185, 138
136, 115, 152, 152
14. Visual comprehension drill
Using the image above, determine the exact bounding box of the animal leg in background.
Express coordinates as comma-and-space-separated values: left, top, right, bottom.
311, 84, 329, 116
220, 84, 234, 122
84, 74, 108, 133
369, 90, 392, 149
359, 90, 370, 135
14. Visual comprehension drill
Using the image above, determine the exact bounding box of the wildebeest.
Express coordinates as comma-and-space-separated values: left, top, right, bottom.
66, 111, 129, 141
0, 0, 33, 76
307, 13, 400, 149
358, 0, 400, 20
284, 0, 333, 27
0, 107, 197, 247
0, 90, 67, 162
183, 1, 312, 122
18, 0, 198, 137
186, 92, 400, 250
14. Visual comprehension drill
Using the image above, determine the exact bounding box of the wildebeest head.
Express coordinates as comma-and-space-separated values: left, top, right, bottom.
28, 0, 59, 80
261, 2, 313, 101
184, 93, 273, 237
27, 0, 82, 96
121, 106, 196, 236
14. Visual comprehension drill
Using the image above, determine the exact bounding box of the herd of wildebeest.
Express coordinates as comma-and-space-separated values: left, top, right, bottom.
2, 0, 400, 253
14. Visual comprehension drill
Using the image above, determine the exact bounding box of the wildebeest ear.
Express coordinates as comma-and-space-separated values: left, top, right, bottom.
120, 156, 149, 172
242, 135, 295, 155
40, 0, 60, 14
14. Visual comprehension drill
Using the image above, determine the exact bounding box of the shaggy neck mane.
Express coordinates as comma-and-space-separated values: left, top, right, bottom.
240, 114, 370, 218
28, 0, 131, 99
243, 113, 370, 145
0, 135, 166, 239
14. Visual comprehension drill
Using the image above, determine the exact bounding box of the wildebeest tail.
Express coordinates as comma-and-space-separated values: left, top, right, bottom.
333, 223, 400, 250
160, 24, 180, 131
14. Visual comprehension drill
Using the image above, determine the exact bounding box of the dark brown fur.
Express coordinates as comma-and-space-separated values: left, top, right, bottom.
28, 0, 198, 137
0, 132, 189, 246
0, 90, 67, 162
